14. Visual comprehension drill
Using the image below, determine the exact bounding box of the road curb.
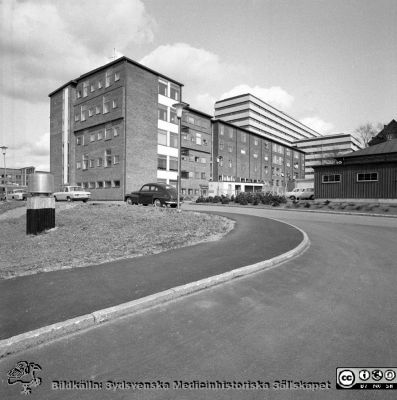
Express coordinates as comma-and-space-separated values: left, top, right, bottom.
188, 202, 397, 218
0, 220, 309, 359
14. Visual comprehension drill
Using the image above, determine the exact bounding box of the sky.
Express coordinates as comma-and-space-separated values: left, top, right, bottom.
0, 0, 396, 171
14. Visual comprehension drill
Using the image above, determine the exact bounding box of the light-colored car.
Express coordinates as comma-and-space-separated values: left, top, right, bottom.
297, 188, 315, 200
7, 188, 28, 201
285, 188, 315, 200
53, 186, 91, 202
285, 188, 302, 200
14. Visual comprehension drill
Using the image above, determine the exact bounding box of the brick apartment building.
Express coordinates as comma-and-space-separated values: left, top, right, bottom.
50, 56, 187, 200
180, 108, 212, 197
211, 120, 305, 196
49, 56, 309, 200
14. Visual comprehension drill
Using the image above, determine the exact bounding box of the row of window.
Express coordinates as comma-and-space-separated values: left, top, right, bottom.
76, 97, 118, 122
77, 71, 120, 98
182, 130, 208, 146
158, 155, 178, 171
322, 173, 379, 183
158, 79, 180, 101
76, 126, 120, 145
77, 150, 120, 170
218, 175, 294, 185
181, 188, 202, 196
77, 180, 121, 189
158, 105, 178, 125
218, 126, 297, 157
181, 171, 207, 179
183, 114, 211, 130
158, 130, 177, 148
181, 154, 207, 163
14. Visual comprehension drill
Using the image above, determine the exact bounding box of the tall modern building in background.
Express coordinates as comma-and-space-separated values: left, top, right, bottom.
295, 133, 362, 180
214, 93, 322, 145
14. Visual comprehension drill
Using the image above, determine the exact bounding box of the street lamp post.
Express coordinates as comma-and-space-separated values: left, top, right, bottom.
1, 146, 8, 201
172, 101, 189, 211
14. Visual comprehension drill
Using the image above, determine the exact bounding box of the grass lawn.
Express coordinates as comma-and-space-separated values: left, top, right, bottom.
0, 200, 25, 215
0, 202, 234, 279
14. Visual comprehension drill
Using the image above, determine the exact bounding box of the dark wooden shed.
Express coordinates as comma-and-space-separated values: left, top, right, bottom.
314, 139, 397, 202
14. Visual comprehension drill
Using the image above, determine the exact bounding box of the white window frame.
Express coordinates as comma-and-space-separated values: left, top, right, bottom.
357, 172, 378, 182
322, 174, 341, 183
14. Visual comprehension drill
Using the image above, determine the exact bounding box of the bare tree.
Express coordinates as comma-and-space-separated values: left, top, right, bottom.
354, 122, 383, 148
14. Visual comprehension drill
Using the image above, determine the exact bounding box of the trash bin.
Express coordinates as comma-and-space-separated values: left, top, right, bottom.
26, 173, 55, 235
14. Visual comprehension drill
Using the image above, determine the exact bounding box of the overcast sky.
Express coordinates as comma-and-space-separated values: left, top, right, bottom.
1, 0, 396, 170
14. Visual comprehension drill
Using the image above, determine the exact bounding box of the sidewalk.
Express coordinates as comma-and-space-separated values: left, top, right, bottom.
0, 212, 303, 340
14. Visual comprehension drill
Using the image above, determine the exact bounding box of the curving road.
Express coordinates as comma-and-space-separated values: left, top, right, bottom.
1, 205, 396, 400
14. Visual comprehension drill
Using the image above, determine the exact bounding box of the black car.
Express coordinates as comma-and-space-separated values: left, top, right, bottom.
125, 183, 179, 207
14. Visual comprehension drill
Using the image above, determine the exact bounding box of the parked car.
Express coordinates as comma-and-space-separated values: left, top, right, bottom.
285, 188, 315, 200
7, 188, 28, 201
297, 188, 315, 200
285, 188, 303, 200
53, 186, 91, 202
125, 183, 179, 207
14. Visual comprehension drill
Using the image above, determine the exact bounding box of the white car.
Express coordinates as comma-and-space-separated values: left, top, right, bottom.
285, 188, 315, 200
297, 188, 315, 200
53, 186, 91, 202
7, 188, 28, 201
285, 188, 302, 200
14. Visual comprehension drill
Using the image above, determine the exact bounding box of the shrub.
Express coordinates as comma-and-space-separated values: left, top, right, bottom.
239, 196, 248, 205
196, 196, 205, 203
221, 198, 230, 204
230, 194, 235, 202
245, 192, 254, 203
304, 202, 311, 208
207, 196, 214, 203
213, 195, 222, 203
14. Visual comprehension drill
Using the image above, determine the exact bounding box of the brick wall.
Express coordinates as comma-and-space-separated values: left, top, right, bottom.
124, 63, 158, 193
50, 91, 64, 189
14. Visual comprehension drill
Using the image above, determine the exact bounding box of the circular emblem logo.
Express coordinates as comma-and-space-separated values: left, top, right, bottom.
359, 369, 370, 381
372, 370, 383, 381
384, 370, 396, 381
338, 370, 355, 388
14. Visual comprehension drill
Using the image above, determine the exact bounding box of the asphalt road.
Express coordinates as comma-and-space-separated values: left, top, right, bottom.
1, 205, 397, 400
0, 212, 301, 339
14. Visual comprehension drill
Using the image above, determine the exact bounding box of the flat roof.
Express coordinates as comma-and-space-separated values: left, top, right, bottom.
186, 106, 213, 119
49, 56, 184, 97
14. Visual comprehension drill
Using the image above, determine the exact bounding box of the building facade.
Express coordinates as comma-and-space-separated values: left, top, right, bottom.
211, 120, 306, 196
314, 139, 397, 202
0, 166, 35, 187
49, 57, 184, 200
295, 133, 362, 180
214, 93, 322, 146
179, 108, 212, 198
0, 166, 37, 197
